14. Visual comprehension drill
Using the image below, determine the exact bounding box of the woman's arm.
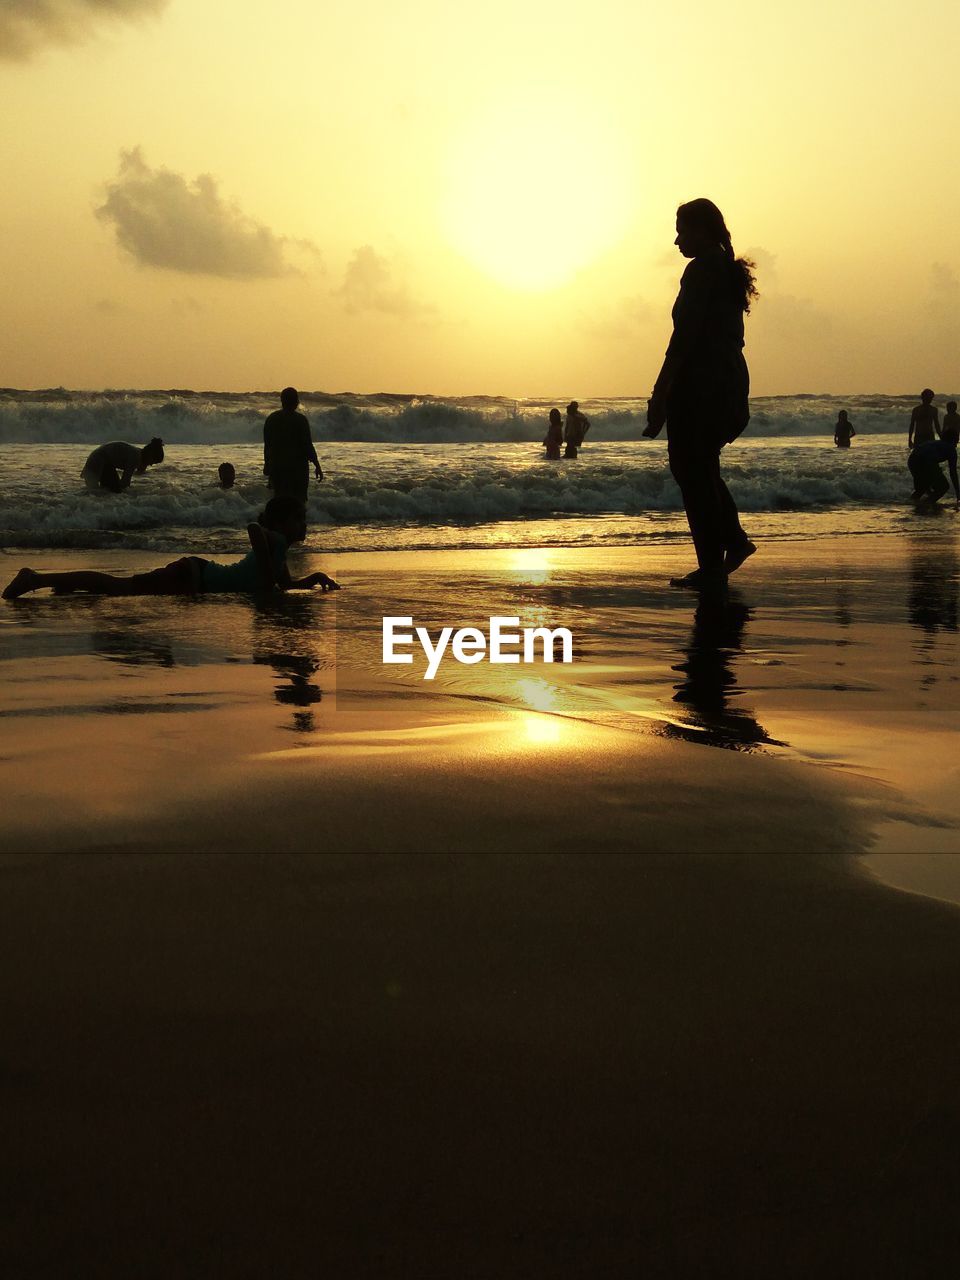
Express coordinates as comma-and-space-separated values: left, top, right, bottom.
285, 570, 340, 591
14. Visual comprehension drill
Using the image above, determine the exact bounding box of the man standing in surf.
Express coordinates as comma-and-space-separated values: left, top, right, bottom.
263, 387, 324, 501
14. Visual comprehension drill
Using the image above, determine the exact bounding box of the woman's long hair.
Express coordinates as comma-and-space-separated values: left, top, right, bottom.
677, 198, 758, 313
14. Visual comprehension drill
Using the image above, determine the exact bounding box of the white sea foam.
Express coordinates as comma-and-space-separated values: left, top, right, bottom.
0, 437, 930, 553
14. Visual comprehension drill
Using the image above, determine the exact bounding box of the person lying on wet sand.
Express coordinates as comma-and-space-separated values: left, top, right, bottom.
3, 497, 340, 600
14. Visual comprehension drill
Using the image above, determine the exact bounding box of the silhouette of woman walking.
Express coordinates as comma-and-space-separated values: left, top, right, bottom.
644, 199, 757, 589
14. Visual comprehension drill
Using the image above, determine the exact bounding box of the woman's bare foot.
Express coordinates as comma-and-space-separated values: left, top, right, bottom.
2, 568, 41, 600
725, 539, 757, 575
669, 568, 727, 593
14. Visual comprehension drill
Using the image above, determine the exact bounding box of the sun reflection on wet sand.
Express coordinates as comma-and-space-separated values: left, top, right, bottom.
1, 540, 959, 851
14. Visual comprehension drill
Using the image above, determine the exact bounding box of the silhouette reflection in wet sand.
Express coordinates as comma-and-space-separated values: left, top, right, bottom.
92, 627, 176, 669
908, 541, 959, 636
253, 594, 328, 733
834, 581, 853, 633
665, 594, 777, 750
907, 539, 958, 692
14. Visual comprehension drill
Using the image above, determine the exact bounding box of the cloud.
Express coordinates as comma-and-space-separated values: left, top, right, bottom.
95, 149, 319, 279
0, 0, 167, 60
336, 245, 428, 317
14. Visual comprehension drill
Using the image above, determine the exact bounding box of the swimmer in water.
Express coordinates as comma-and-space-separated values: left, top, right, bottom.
833, 410, 856, 448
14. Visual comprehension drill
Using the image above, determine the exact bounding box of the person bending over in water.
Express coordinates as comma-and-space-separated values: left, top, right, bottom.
544, 408, 563, 460
3, 497, 340, 600
941, 401, 960, 446
564, 402, 590, 458
908, 389, 940, 448
218, 462, 236, 489
908, 437, 959, 506
834, 410, 856, 448
643, 198, 758, 590
81, 437, 164, 492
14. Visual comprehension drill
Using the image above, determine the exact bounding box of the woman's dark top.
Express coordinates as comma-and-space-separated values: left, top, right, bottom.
654, 247, 750, 444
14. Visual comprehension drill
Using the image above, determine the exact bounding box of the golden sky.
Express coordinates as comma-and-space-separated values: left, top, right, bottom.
1, 0, 957, 396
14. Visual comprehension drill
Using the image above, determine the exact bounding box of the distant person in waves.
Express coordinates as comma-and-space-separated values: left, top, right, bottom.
544, 408, 563, 459
643, 198, 757, 591
263, 387, 323, 501
941, 401, 960, 446
564, 402, 590, 458
908, 389, 940, 449
81, 437, 164, 492
2, 497, 340, 600
908, 437, 959, 507
218, 462, 236, 489
834, 410, 856, 448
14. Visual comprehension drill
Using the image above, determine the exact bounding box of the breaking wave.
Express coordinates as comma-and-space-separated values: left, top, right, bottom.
0, 436, 920, 551
0, 388, 949, 444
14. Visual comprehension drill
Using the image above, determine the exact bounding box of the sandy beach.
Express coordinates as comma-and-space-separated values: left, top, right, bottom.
1, 532, 958, 855
1, 850, 959, 1277
2, 459, 959, 1278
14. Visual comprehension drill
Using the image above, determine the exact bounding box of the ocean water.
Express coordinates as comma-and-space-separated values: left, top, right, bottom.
0, 390, 951, 554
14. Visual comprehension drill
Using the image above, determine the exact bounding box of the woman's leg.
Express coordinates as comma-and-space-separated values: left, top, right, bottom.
716, 476, 746, 547
100, 465, 123, 493
2, 569, 133, 599
5, 557, 199, 600
668, 435, 725, 574
929, 470, 950, 502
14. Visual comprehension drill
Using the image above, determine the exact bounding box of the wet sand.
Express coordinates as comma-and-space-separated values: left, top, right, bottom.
1, 534, 958, 853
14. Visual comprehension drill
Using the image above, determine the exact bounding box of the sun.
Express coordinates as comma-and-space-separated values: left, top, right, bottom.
444, 94, 633, 291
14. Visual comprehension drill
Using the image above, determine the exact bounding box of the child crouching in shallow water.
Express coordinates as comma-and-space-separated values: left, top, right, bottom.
3, 496, 339, 600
